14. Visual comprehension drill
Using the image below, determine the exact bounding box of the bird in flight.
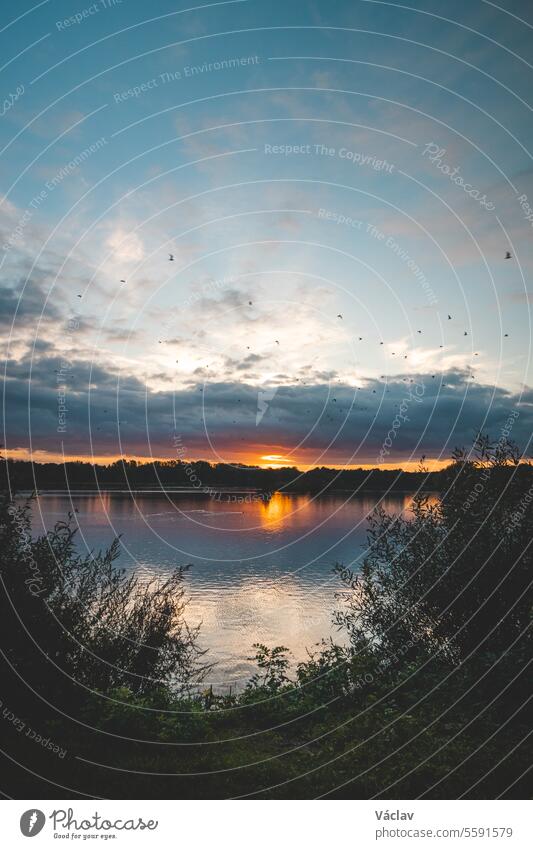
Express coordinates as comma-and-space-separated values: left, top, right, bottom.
505, 251, 512, 259
337, 314, 343, 319
169, 254, 174, 261
504, 333, 509, 337
120, 279, 126, 283
275, 340, 279, 345
77, 294, 82, 298
464, 331, 468, 336
448, 314, 452, 320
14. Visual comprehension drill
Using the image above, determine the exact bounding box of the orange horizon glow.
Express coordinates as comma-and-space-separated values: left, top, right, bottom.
3, 446, 452, 472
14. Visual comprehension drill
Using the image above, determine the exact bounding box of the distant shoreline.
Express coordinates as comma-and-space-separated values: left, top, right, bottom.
2, 457, 447, 497
21, 486, 427, 495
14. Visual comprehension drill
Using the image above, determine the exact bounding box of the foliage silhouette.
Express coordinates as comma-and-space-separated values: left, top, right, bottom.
1, 436, 531, 799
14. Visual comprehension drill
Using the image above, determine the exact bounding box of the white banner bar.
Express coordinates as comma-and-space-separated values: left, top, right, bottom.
1, 799, 531, 847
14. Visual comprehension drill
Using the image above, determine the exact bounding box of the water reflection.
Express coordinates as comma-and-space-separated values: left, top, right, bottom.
30, 490, 416, 687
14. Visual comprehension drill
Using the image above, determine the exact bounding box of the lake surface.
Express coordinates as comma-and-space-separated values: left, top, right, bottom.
30, 490, 415, 689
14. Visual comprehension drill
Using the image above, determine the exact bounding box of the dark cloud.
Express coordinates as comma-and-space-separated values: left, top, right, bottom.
0, 283, 60, 330
234, 353, 268, 370
3, 348, 532, 464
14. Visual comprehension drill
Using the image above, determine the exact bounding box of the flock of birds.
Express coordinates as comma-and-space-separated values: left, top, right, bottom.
74, 250, 512, 422
154, 276, 510, 374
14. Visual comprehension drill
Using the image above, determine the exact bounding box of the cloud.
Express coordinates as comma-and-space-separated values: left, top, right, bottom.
105, 227, 145, 263
0, 283, 59, 331
3, 342, 531, 465
505, 291, 533, 304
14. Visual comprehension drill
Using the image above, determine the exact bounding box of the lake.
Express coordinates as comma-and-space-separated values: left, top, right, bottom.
30, 489, 415, 689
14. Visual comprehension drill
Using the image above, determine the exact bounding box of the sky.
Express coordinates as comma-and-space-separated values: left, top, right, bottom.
1, 0, 533, 469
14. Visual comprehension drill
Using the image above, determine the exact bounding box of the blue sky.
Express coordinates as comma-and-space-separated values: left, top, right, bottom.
2, 0, 533, 467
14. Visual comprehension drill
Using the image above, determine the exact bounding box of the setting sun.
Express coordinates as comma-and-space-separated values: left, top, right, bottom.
259, 454, 290, 468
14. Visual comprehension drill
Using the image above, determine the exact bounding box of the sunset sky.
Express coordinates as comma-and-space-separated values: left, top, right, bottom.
2, 0, 532, 469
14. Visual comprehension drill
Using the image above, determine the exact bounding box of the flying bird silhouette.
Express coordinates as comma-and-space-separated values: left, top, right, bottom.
505, 251, 512, 259
169, 254, 174, 261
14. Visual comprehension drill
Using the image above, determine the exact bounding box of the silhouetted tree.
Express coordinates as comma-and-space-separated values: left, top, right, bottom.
336, 436, 533, 663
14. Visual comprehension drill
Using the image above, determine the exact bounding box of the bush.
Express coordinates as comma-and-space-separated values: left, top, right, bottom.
335, 436, 533, 665
0, 494, 206, 698
1, 436, 531, 798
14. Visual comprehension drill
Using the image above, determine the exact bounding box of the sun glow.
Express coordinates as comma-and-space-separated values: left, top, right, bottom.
259, 454, 291, 469
3, 447, 452, 473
